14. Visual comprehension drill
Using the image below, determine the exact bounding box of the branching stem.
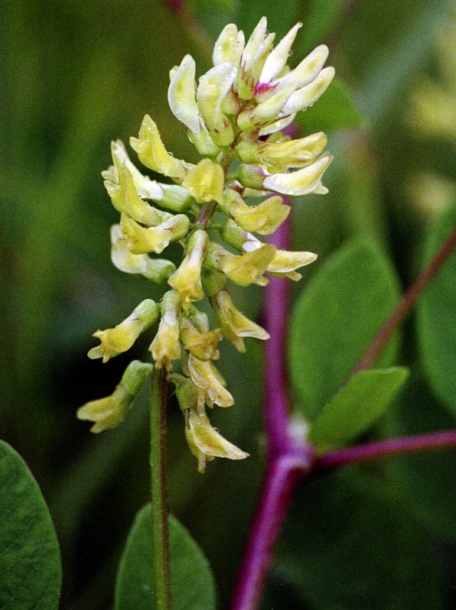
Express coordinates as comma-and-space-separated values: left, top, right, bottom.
232, 214, 456, 609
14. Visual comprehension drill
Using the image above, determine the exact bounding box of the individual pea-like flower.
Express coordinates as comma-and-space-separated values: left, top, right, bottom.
184, 408, 249, 473
77, 361, 152, 433
88, 299, 160, 363
79, 17, 335, 471
150, 290, 181, 370
211, 289, 270, 353
168, 229, 208, 309
187, 354, 234, 408
120, 212, 190, 255
110, 225, 176, 282
180, 317, 222, 361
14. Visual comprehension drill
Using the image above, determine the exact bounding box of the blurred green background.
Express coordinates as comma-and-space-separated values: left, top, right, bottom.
1, 0, 456, 608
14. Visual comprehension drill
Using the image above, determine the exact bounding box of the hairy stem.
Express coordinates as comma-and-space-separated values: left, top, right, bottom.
150, 367, 172, 610
351, 224, 456, 376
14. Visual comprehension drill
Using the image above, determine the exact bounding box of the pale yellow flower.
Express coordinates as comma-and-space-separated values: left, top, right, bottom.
168, 229, 208, 309
110, 225, 176, 283
130, 114, 190, 179
150, 290, 181, 370
212, 289, 269, 352
182, 158, 225, 204
187, 354, 234, 407
77, 361, 152, 433
185, 408, 249, 473
88, 299, 159, 363
120, 213, 190, 255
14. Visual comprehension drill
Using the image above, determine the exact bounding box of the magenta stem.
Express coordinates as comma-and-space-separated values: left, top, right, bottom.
315, 429, 456, 473
262, 209, 293, 454
230, 456, 310, 610
231, 205, 314, 609
231, 213, 456, 609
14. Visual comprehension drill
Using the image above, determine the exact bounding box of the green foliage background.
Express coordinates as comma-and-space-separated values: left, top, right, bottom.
1, 0, 455, 608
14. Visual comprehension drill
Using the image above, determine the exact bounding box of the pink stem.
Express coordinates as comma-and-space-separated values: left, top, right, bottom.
262, 210, 293, 454
231, 207, 314, 609
230, 456, 310, 610
315, 429, 456, 472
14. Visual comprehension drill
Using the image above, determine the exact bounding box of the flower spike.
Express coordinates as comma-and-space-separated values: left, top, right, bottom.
79, 17, 335, 470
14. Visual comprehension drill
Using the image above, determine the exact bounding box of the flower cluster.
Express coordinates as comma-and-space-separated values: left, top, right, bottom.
78, 17, 334, 472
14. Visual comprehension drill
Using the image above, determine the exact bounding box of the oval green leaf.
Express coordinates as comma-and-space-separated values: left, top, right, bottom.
309, 367, 409, 450
289, 238, 402, 419
0, 441, 62, 610
417, 199, 456, 413
115, 503, 216, 610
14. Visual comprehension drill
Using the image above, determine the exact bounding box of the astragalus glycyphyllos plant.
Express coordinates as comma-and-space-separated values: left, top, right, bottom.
77, 16, 334, 472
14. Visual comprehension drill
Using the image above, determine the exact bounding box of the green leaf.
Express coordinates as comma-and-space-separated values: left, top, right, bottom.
297, 78, 365, 133
289, 238, 402, 419
0, 441, 62, 610
115, 503, 216, 610
384, 368, 456, 541
276, 470, 443, 610
417, 199, 456, 413
309, 367, 409, 449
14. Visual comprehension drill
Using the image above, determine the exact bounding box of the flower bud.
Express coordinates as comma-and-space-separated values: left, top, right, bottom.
185, 408, 249, 473
236, 164, 269, 190
263, 153, 333, 196
158, 183, 194, 213
281, 66, 335, 116
88, 299, 160, 363
274, 44, 330, 93
258, 132, 328, 172
110, 225, 176, 282
259, 23, 302, 84
212, 23, 245, 67
236, 17, 275, 101
197, 62, 237, 147
77, 361, 152, 433
150, 290, 181, 370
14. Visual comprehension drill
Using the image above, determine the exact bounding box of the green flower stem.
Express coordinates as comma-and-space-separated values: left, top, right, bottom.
150, 366, 172, 610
